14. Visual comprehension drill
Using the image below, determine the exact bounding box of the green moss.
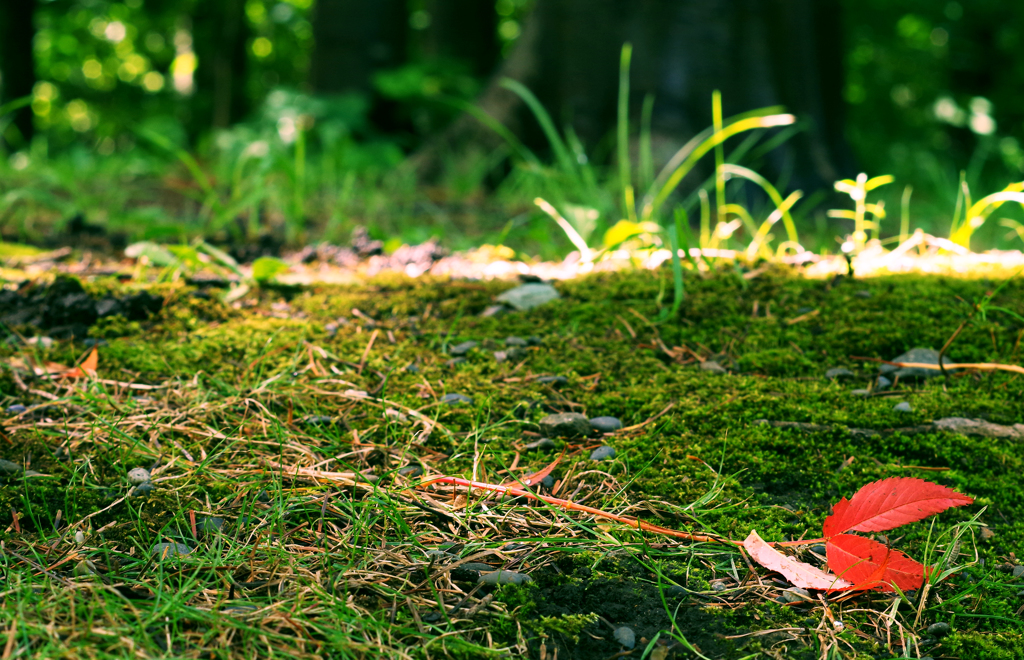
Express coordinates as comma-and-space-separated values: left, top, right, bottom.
943, 632, 1024, 659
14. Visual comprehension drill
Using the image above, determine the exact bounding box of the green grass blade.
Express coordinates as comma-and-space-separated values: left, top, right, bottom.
618, 43, 636, 222
639, 93, 655, 195
500, 78, 577, 181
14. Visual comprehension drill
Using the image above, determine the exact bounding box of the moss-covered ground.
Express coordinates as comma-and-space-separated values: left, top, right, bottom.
1, 267, 1023, 659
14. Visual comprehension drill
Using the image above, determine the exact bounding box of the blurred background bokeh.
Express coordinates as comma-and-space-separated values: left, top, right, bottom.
1, 0, 1022, 258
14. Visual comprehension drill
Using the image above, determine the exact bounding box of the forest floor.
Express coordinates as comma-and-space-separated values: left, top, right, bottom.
1, 262, 1023, 660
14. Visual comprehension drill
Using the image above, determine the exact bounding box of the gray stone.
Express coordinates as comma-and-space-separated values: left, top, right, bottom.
810, 545, 827, 557
398, 465, 423, 478
493, 350, 508, 363
590, 416, 623, 433
712, 582, 727, 592
196, 517, 225, 534
539, 413, 591, 439
425, 550, 455, 562
478, 570, 532, 586
5, 404, 27, 414
302, 415, 334, 426
854, 290, 873, 298
613, 626, 636, 649
495, 283, 560, 311
505, 336, 528, 347
535, 375, 568, 387
505, 347, 528, 361
926, 622, 950, 637
441, 393, 473, 406
701, 360, 727, 374
781, 587, 813, 603
880, 347, 959, 380
525, 472, 555, 488
460, 563, 496, 572
526, 336, 542, 346
875, 376, 892, 390
132, 482, 156, 496
590, 446, 617, 461
0, 459, 22, 475
127, 468, 151, 485
73, 560, 98, 577
152, 542, 192, 560
524, 438, 556, 451
893, 401, 912, 412
851, 389, 870, 397
825, 368, 855, 380
1012, 565, 1024, 578
448, 341, 478, 356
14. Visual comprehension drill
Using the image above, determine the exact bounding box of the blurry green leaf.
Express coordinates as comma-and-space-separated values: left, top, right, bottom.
603, 220, 661, 249
252, 256, 290, 283
125, 241, 179, 267
0, 241, 44, 259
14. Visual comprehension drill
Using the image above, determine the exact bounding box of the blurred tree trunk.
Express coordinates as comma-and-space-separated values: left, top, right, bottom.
421, 0, 500, 77
311, 0, 407, 93
415, 0, 855, 193
192, 0, 251, 134
0, 0, 37, 148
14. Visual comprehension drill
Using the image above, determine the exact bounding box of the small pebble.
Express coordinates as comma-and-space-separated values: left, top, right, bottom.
589, 416, 623, 433
712, 582, 727, 592
926, 622, 950, 637
324, 322, 339, 337
505, 347, 528, 360
448, 341, 478, 356
526, 336, 542, 346
425, 550, 455, 562
493, 350, 508, 362
613, 626, 636, 649
398, 465, 423, 478
505, 336, 528, 347
534, 375, 568, 387
825, 367, 854, 380
5, 404, 27, 414
781, 587, 813, 603
132, 482, 156, 496
302, 415, 334, 426
590, 445, 616, 461
441, 393, 473, 406
73, 560, 98, 577
478, 570, 532, 586
257, 490, 271, 503
459, 563, 496, 572
127, 467, 151, 485
404, 363, 420, 373
0, 459, 23, 475
196, 517, 225, 535
524, 438, 556, 451
875, 376, 892, 390
893, 402, 912, 412
854, 290, 873, 298
151, 542, 192, 560
75, 530, 86, 545
524, 472, 555, 488
539, 412, 591, 438
700, 361, 727, 374
980, 526, 996, 540
810, 545, 827, 557
850, 389, 870, 397
1012, 565, 1024, 578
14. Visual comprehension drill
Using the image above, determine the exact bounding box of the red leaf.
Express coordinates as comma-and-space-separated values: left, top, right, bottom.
743, 530, 852, 590
504, 456, 561, 489
826, 534, 925, 591
822, 477, 973, 537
